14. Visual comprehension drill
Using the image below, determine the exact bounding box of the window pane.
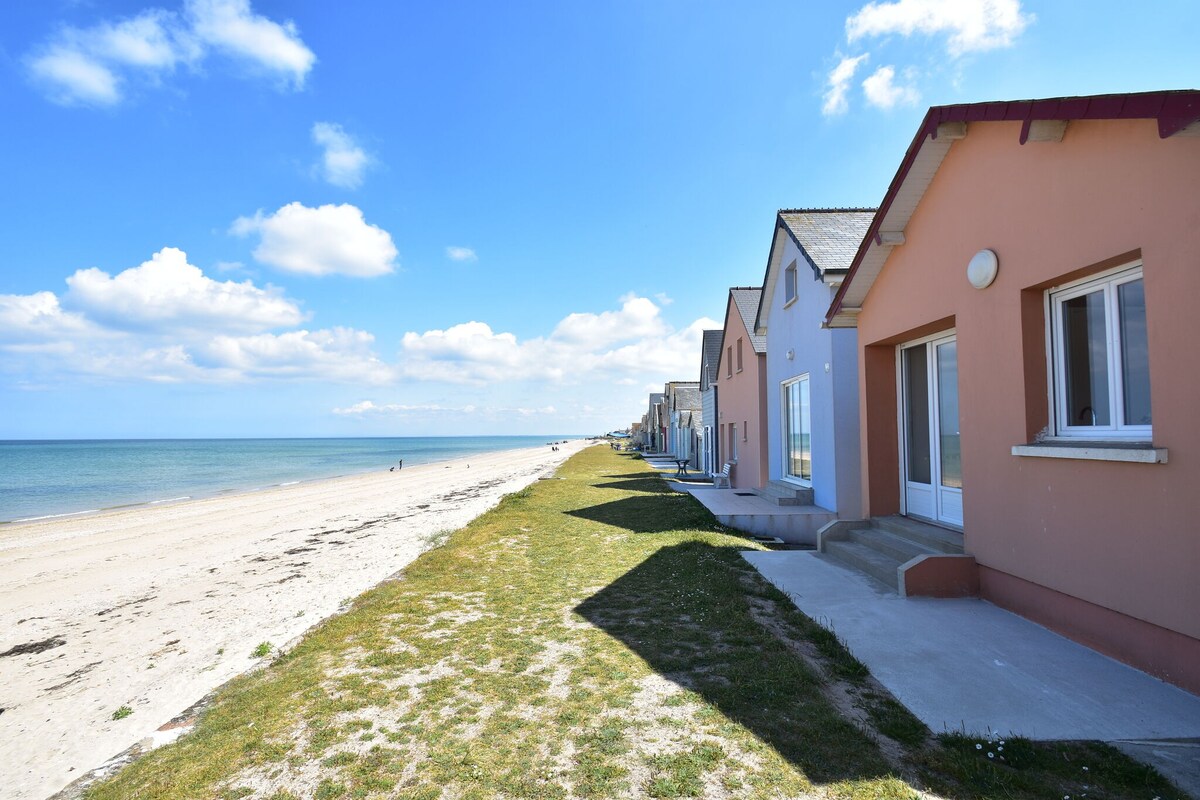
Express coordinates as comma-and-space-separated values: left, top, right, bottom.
936, 341, 961, 488
904, 346, 931, 485
1118, 279, 1152, 426
1062, 289, 1111, 426
785, 264, 796, 302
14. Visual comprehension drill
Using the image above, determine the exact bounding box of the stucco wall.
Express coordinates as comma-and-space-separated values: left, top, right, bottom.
718, 296, 768, 489
763, 237, 862, 513
854, 118, 1200, 645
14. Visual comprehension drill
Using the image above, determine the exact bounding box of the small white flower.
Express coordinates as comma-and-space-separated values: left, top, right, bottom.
976, 743, 983, 750
988, 752, 994, 758
1082, 766, 1088, 771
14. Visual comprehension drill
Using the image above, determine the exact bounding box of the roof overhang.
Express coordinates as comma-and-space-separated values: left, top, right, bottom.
824, 90, 1200, 328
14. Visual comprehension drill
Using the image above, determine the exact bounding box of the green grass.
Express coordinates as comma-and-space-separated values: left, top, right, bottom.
85, 447, 1185, 800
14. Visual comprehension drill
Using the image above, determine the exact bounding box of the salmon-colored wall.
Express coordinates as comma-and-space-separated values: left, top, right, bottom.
855, 119, 1200, 652
719, 296, 769, 489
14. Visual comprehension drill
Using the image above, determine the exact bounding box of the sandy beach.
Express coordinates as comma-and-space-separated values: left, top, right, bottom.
0, 440, 591, 800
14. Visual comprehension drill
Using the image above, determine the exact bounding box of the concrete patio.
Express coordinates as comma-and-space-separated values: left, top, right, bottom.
742, 550, 1200, 795
670, 481, 835, 545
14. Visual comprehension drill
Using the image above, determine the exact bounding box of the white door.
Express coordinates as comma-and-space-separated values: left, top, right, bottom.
901, 334, 963, 527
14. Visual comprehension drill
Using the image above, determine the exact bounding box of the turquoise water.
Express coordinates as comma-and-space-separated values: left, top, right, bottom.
0, 436, 580, 523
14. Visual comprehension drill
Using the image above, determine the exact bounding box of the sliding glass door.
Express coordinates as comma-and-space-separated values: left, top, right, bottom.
782, 375, 811, 484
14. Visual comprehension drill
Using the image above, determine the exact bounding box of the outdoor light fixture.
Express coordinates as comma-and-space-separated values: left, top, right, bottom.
786, 348, 795, 360
967, 248, 999, 289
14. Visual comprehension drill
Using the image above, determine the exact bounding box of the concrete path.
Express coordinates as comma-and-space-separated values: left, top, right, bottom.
741, 550, 1200, 742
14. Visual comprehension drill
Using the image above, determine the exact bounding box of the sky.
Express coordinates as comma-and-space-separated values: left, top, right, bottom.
1, 0, 1197, 439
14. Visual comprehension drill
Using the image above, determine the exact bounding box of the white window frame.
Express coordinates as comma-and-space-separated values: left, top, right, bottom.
1047, 262, 1151, 441
780, 374, 812, 486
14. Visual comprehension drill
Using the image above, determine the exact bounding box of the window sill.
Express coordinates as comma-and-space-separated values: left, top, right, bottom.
1011, 442, 1168, 464
783, 296, 798, 309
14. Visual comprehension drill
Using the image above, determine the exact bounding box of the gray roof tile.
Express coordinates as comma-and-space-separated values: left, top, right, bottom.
730, 288, 767, 353
778, 209, 875, 275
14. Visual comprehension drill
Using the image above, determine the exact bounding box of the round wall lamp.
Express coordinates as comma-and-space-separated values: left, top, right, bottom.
967, 249, 999, 289
785, 348, 795, 360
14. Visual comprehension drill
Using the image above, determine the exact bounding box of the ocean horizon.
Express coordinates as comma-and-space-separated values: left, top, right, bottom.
0, 436, 585, 524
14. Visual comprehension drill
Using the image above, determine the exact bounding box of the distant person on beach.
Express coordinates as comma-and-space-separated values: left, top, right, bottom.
398, 460, 403, 470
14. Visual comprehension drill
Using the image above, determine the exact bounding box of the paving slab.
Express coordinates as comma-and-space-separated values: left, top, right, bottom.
741, 550, 1200, 742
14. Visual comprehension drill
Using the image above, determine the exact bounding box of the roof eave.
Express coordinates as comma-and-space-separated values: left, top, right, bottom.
824, 90, 1200, 327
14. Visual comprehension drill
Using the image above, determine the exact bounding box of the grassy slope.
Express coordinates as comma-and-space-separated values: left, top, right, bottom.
87, 447, 1183, 800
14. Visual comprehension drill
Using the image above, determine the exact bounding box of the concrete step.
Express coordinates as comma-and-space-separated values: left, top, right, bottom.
753, 480, 814, 506
873, 515, 963, 554
823, 540, 900, 590
847, 528, 930, 563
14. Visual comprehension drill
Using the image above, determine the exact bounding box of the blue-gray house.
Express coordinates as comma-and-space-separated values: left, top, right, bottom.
753, 209, 874, 516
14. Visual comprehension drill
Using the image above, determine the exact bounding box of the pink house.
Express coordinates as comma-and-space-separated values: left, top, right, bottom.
826, 91, 1200, 693
716, 288, 768, 489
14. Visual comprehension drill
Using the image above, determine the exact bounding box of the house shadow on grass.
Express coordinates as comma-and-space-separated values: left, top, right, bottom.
592, 477, 677, 494
574, 539, 897, 785
565, 494, 715, 533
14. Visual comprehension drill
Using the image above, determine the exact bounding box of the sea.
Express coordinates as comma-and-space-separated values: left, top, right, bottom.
0, 436, 581, 524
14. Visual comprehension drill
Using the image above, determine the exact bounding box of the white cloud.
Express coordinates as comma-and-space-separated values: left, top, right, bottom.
0, 248, 390, 386
92, 10, 193, 69
399, 295, 717, 387
446, 246, 478, 263
0, 291, 102, 343
332, 400, 557, 418
861, 65, 921, 109
3, 281, 718, 435
846, 0, 1032, 57
551, 294, 668, 347
822, 53, 869, 116
311, 122, 369, 189
202, 328, 392, 383
231, 202, 398, 277
26, 0, 313, 106
63, 247, 304, 332
185, 0, 314, 87
29, 46, 122, 106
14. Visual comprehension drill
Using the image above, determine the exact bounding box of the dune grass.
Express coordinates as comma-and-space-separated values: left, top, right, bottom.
85, 446, 1183, 800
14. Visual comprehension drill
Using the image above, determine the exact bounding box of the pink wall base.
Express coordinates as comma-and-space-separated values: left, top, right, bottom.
980, 566, 1200, 697
899, 554, 979, 598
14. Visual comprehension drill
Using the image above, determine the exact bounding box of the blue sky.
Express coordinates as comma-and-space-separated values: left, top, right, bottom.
1, 0, 1196, 438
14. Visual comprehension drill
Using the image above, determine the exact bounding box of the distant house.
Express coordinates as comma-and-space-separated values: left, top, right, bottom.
715, 288, 768, 489
664, 381, 701, 464
754, 209, 874, 514
646, 393, 666, 452
698, 329, 723, 475
825, 90, 1200, 694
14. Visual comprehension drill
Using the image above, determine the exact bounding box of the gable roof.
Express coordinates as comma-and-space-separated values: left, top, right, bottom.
669, 384, 701, 412
754, 209, 876, 335
699, 329, 723, 391
729, 287, 766, 353
826, 89, 1200, 327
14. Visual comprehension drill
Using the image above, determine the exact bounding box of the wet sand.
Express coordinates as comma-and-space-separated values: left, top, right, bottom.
0, 440, 590, 800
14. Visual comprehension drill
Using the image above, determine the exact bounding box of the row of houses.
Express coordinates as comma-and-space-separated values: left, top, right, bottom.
633, 89, 1200, 696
